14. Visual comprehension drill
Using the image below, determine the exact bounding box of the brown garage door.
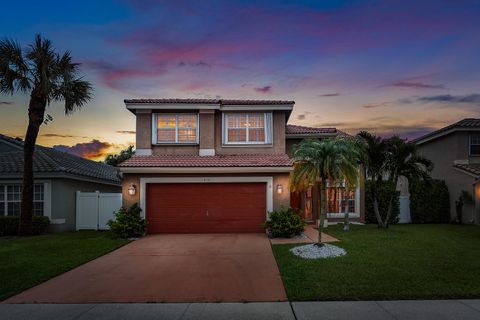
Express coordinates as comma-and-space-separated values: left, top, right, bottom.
146, 182, 267, 233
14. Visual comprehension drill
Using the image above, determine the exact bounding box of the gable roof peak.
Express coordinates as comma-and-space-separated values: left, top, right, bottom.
413, 118, 480, 145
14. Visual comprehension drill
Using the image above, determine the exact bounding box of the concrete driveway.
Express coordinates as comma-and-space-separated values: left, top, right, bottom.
5, 234, 287, 303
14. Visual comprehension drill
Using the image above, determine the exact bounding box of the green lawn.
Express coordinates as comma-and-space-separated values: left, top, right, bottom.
0, 231, 129, 301
272, 224, 480, 301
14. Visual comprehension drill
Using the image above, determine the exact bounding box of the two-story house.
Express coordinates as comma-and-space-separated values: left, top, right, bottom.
119, 99, 365, 234
414, 118, 480, 224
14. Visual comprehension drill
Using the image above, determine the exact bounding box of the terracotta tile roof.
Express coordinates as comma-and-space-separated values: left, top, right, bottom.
413, 118, 480, 144
285, 124, 350, 137
124, 98, 294, 105
119, 154, 292, 167
0, 134, 121, 184
454, 163, 480, 177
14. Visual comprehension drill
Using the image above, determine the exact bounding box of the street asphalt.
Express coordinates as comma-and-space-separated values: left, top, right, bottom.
1, 300, 480, 320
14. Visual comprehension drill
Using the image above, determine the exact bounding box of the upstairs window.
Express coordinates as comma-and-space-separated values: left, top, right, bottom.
154, 114, 198, 144
223, 113, 272, 144
470, 135, 480, 156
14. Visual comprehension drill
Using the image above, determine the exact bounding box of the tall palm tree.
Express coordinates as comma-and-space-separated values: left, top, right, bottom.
0, 35, 92, 235
356, 131, 389, 227
290, 138, 359, 244
383, 136, 433, 226
357, 132, 433, 228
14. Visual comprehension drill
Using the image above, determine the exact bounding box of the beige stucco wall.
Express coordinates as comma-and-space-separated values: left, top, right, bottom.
122, 172, 290, 213
153, 145, 199, 155
417, 131, 478, 223
135, 110, 152, 150
199, 110, 215, 150
285, 138, 301, 156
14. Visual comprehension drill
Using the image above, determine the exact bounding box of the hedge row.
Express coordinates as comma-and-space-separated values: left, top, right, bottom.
409, 179, 450, 223
365, 180, 400, 224
0, 216, 50, 236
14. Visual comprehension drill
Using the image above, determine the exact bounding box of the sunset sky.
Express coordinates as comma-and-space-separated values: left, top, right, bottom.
1, 0, 480, 160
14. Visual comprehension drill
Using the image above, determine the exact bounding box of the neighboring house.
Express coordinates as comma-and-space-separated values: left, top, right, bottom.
413, 118, 480, 224
119, 98, 365, 234
0, 134, 121, 231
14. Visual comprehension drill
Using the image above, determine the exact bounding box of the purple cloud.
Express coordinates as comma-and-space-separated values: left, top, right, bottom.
254, 86, 272, 94
318, 93, 340, 97
361, 102, 389, 109
416, 93, 480, 105
53, 139, 113, 160
391, 81, 446, 89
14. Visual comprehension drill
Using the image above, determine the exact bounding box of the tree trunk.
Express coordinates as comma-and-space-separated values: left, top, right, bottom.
383, 176, 398, 229
384, 194, 395, 228
18, 90, 46, 236
343, 182, 350, 231
317, 179, 327, 246
373, 196, 385, 228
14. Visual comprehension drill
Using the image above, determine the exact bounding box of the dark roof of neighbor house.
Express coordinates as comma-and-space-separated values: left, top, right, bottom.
285, 124, 350, 137
124, 98, 294, 105
412, 118, 480, 145
0, 134, 121, 185
453, 163, 480, 178
119, 154, 292, 168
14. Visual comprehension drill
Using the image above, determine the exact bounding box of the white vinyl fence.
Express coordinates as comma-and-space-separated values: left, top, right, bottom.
398, 195, 411, 223
76, 191, 122, 230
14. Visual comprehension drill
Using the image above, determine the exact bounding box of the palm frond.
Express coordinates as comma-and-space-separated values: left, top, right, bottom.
59, 77, 93, 115
26, 34, 57, 95
0, 38, 31, 94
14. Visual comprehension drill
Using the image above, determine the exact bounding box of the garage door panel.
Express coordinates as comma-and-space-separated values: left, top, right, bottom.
146, 182, 266, 233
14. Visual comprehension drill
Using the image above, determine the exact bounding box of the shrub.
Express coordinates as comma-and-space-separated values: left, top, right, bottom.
107, 203, 147, 238
0, 216, 50, 236
365, 180, 400, 224
410, 179, 450, 223
263, 207, 305, 238
32, 216, 50, 234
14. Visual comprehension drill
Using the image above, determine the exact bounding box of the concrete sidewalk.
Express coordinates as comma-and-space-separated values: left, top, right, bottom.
2, 300, 480, 320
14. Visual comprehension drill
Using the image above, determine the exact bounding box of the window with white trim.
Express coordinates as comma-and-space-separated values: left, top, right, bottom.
154, 114, 198, 144
469, 135, 480, 156
0, 184, 44, 216
223, 112, 272, 144
326, 180, 356, 214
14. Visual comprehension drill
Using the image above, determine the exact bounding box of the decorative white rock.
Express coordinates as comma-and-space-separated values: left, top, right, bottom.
290, 243, 346, 259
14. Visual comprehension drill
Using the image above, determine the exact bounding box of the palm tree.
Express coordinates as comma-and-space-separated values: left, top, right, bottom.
290, 138, 359, 244
356, 131, 389, 227
0, 35, 92, 235
383, 136, 433, 226
357, 132, 432, 228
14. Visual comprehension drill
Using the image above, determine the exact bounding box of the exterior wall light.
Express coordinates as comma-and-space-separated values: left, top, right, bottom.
276, 184, 283, 194
128, 184, 136, 196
